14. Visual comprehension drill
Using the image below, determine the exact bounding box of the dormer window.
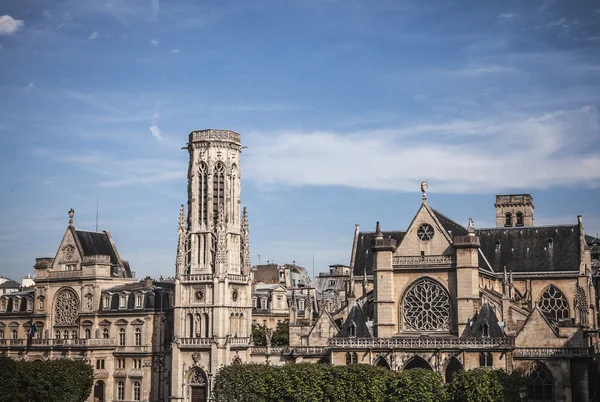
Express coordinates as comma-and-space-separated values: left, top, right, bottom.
252, 298, 257, 309
298, 299, 305, 311
504, 213, 512, 227
135, 294, 143, 309
119, 294, 127, 309
516, 212, 524, 227
103, 296, 111, 310
260, 298, 267, 309
482, 322, 489, 338
12, 298, 19, 312
0, 299, 6, 312
349, 323, 356, 337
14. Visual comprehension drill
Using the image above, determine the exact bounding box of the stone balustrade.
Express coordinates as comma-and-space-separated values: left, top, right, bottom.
328, 337, 513, 349
179, 337, 213, 347
0, 338, 115, 347
392, 255, 456, 266
514, 348, 590, 358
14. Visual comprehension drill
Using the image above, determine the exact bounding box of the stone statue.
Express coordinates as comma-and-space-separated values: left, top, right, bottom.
468, 217, 475, 233
421, 181, 428, 201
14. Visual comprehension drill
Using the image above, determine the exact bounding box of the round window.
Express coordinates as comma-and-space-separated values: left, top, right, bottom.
195, 290, 204, 301
417, 224, 434, 241
232, 289, 238, 302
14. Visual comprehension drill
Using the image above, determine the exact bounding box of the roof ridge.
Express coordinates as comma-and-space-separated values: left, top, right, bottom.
477, 224, 578, 230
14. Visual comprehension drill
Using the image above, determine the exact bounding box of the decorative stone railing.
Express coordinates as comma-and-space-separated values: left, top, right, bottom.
283, 346, 328, 356
114, 345, 149, 353
34, 258, 54, 267
113, 369, 127, 378
393, 255, 456, 266
178, 337, 213, 347
47, 270, 83, 279
229, 337, 251, 345
251, 347, 285, 355
129, 369, 144, 378
181, 274, 214, 283
514, 348, 590, 358
227, 274, 249, 283
190, 130, 241, 144
328, 337, 513, 349
0, 338, 115, 347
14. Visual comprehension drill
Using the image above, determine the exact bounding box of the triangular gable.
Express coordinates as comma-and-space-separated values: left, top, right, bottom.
99, 319, 112, 326
270, 284, 286, 293
130, 318, 145, 325
336, 303, 372, 338
306, 310, 340, 347
52, 226, 84, 270
115, 319, 129, 325
395, 202, 454, 257
515, 306, 563, 348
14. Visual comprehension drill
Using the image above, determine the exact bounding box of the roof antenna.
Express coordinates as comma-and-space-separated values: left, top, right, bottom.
96, 193, 99, 232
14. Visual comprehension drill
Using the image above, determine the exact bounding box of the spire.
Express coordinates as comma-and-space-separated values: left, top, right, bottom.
68, 208, 74, 226
375, 221, 382, 240
178, 204, 185, 231
421, 180, 428, 203
176, 205, 188, 274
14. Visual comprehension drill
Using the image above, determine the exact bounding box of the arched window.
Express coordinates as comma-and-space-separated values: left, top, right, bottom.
198, 162, 208, 225
63, 330, 69, 339
71, 330, 77, 339
482, 322, 489, 337
402, 278, 451, 332
117, 381, 125, 400
133, 381, 141, 401
55, 330, 61, 339
505, 213, 512, 227
134, 328, 142, 346
516, 212, 524, 226
538, 285, 570, 321
352, 352, 358, 364
188, 313, 194, 338
103, 328, 109, 339
527, 362, 554, 401
54, 288, 80, 326
479, 352, 493, 367
203, 313, 210, 338
349, 323, 356, 337
345, 352, 352, 365
213, 162, 225, 224
85, 328, 91, 339
119, 328, 126, 346
12, 329, 17, 339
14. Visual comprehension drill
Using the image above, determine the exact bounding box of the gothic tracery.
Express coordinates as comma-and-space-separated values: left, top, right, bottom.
403, 278, 450, 331
54, 288, 80, 326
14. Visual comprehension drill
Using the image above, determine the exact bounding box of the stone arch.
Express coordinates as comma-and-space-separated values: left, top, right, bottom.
187, 366, 208, 402
401, 277, 451, 332
374, 356, 391, 370
53, 287, 80, 326
537, 284, 570, 321
526, 361, 554, 401
444, 356, 463, 383
402, 355, 433, 371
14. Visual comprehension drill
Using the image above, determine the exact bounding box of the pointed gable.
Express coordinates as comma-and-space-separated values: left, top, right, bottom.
395, 202, 455, 257
52, 226, 83, 270
462, 302, 504, 338
515, 306, 563, 348
336, 303, 372, 338
307, 310, 340, 346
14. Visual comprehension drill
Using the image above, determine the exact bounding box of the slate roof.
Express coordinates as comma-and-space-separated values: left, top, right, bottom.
352, 230, 405, 276
432, 209, 468, 237
101, 281, 174, 311
462, 302, 504, 338
476, 225, 580, 273
76, 230, 119, 264
335, 303, 372, 338
0, 280, 20, 289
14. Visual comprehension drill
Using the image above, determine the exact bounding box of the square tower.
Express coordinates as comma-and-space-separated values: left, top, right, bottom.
495, 194, 534, 228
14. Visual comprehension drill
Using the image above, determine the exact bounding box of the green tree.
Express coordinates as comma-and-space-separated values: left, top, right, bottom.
271, 320, 289, 346
448, 368, 504, 402
390, 368, 448, 402
252, 323, 268, 346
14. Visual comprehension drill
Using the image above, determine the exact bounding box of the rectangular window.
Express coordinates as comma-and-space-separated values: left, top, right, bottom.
119, 295, 127, 309
103, 296, 110, 309
135, 294, 143, 308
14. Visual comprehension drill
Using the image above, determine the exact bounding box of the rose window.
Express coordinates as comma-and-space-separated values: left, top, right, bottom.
538, 285, 569, 321
54, 288, 80, 326
403, 278, 450, 331
417, 224, 434, 241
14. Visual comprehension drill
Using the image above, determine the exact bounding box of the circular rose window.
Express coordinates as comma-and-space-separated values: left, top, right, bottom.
417, 223, 434, 241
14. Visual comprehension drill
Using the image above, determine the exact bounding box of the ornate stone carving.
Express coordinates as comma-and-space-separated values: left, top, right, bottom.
213, 204, 226, 267
402, 278, 450, 331
188, 367, 206, 386
538, 285, 570, 321
191, 352, 201, 365
62, 244, 76, 261
54, 288, 80, 326
241, 207, 250, 275
176, 204, 187, 273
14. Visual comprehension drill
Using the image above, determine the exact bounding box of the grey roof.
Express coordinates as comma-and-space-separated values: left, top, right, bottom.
0, 280, 20, 289
352, 230, 405, 276
476, 225, 580, 272
462, 302, 504, 338
335, 303, 372, 338
76, 230, 119, 264
432, 209, 468, 237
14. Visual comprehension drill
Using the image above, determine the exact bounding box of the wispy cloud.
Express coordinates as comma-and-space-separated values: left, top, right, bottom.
498, 12, 517, 21
0, 15, 25, 35
169, 48, 180, 53
446, 64, 517, 77
150, 39, 159, 46
149, 111, 163, 141
88, 31, 99, 40
244, 106, 600, 194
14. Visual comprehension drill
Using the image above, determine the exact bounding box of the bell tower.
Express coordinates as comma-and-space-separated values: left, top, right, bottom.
171, 129, 252, 402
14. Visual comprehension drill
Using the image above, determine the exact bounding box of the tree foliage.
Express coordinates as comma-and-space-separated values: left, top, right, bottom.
252, 320, 290, 347
213, 362, 529, 402
0, 356, 94, 402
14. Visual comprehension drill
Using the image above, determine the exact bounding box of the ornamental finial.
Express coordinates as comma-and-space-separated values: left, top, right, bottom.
68, 208, 75, 226
421, 181, 428, 202
375, 221, 382, 239
467, 217, 475, 235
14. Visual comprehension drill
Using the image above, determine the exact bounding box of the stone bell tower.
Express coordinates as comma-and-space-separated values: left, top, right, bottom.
171, 129, 252, 402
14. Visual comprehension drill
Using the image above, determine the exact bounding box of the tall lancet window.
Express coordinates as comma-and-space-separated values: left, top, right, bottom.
213, 162, 225, 224
198, 162, 208, 226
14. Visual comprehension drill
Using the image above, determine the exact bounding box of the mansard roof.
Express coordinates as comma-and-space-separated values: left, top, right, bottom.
351, 230, 405, 276
462, 302, 504, 338
75, 230, 119, 264
476, 225, 580, 273
335, 303, 372, 338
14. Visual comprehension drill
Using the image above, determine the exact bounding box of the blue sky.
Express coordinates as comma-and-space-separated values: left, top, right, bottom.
1, 0, 599, 281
